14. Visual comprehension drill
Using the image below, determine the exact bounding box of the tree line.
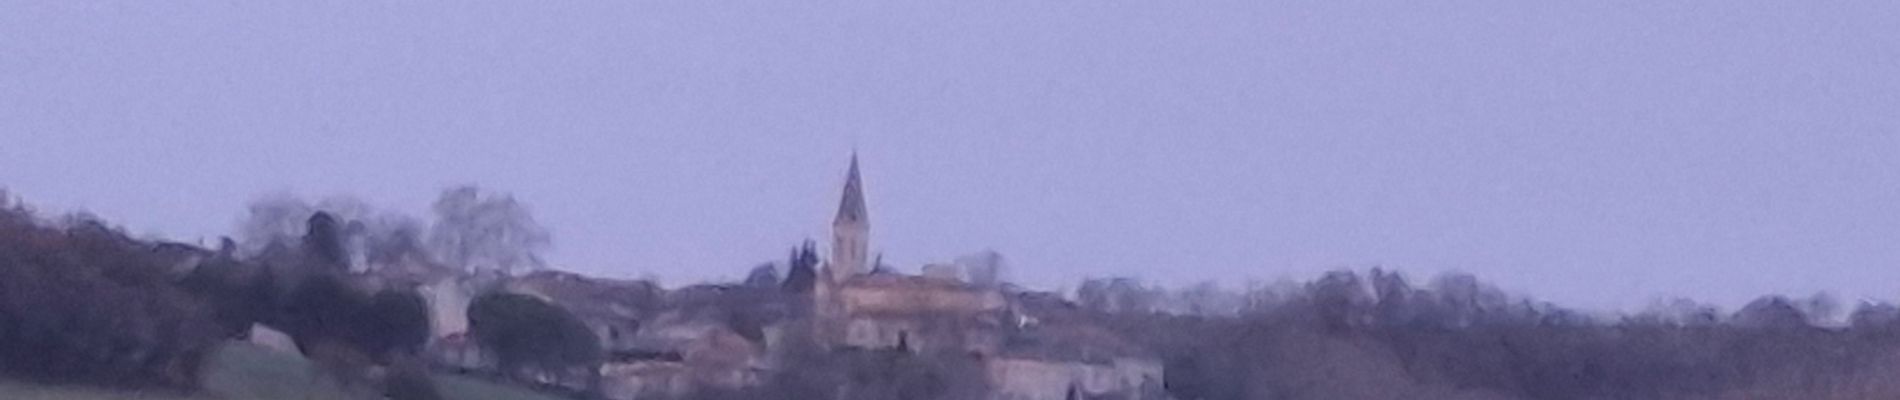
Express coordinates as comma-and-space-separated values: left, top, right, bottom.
1082, 269, 1900, 400
0, 187, 600, 400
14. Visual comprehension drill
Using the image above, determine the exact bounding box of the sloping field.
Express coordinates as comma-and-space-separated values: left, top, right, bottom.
0, 342, 563, 400
0, 384, 198, 400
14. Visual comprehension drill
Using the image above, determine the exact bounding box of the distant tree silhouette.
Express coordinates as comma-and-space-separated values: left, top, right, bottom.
273, 282, 431, 392
427, 186, 550, 275
1852, 302, 1900, 331
179, 255, 277, 338
0, 207, 222, 390
303, 212, 348, 272
746, 263, 782, 287
234, 194, 432, 270
782, 240, 819, 294
363, 288, 432, 358
278, 273, 364, 354
467, 292, 602, 388
1732, 295, 1811, 329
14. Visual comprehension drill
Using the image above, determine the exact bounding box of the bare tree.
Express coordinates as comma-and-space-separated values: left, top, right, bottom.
233, 194, 428, 270
426, 186, 550, 275
234, 193, 319, 256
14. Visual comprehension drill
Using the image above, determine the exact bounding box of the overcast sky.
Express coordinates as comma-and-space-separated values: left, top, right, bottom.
2, 1, 1896, 312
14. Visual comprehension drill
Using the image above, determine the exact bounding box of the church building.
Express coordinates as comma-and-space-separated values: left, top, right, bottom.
805, 153, 1165, 400
812, 152, 1008, 354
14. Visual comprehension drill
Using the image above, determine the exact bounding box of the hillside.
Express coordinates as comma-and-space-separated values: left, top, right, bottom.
0, 342, 562, 400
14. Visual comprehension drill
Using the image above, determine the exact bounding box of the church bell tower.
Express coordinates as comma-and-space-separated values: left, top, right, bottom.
829, 152, 870, 282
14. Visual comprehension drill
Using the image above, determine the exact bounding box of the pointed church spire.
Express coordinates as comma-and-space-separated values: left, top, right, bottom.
834, 152, 868, 226
829, 152, 871, 280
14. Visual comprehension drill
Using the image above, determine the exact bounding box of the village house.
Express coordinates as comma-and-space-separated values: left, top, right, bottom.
809, 153, 1168, 400
415, 153, 1167, 400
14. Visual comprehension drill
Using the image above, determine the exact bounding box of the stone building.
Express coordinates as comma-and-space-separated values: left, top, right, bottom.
422, 153, 1166, 400
807, 154, 1168, 400
598, 320, 764, 400
835, 272, 1008, 354
986, 323, 1167, 400
812, 153, 1009, 354
830, 153, 871, 281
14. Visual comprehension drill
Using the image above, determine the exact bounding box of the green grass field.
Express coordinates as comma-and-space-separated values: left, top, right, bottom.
0, 342, 565, 400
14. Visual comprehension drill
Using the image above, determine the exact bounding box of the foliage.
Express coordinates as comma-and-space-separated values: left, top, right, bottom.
781, 240, 819, 294
0, 207, 222, 390
428, 186, 550, 275
363, 290, 433, 357
275, 273, 433, 364
466, 292, 602, 382
303, 212, 349, 271
1089, 269, 1900, 400
744, 263, 781, 288
178, 255, 277, 338
237, 188, 551, 275
233, 194, 430, 269
278, 274, 361, 355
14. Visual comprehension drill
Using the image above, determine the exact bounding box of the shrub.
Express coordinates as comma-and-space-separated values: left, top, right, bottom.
467, 292, 602, 384
364, 288, 433, 358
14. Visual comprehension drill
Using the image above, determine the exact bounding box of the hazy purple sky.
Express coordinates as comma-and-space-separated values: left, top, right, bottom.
3, 1, 1896, 311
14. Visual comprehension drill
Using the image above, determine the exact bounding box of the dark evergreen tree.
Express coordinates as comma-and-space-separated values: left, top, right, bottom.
782, 240, 819, 294
302, 212, 348, 272
467, 292, 602, 387
745, 263, 782, 287
363, 288, 432, 359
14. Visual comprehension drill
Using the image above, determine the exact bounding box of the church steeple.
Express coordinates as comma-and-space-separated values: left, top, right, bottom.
829, 152, 870, 280
835, 153, 868, 226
